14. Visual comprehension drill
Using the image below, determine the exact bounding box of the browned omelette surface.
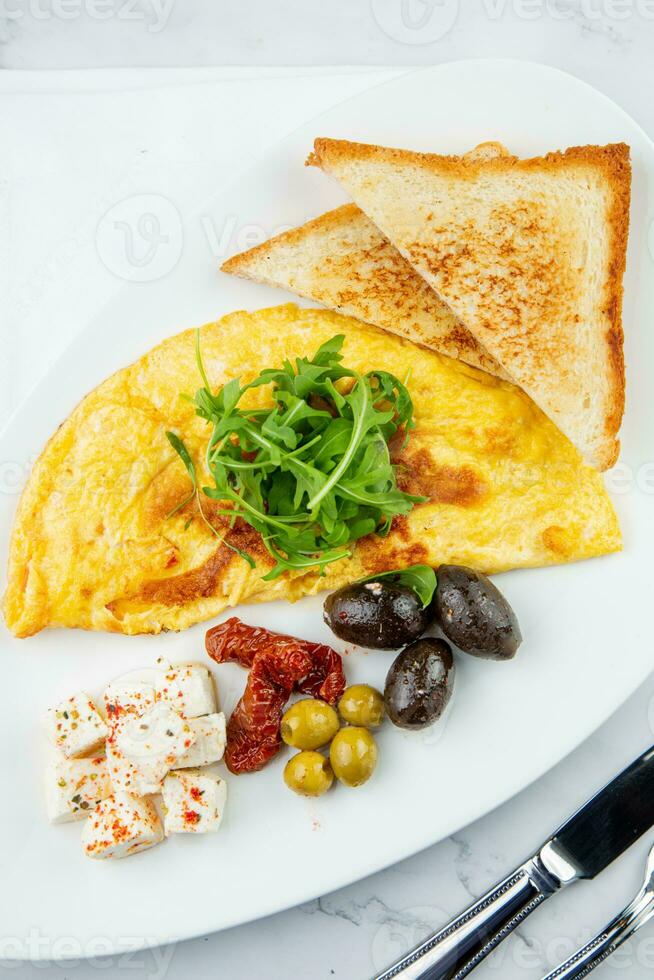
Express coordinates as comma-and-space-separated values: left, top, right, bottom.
3, 305, 621, 637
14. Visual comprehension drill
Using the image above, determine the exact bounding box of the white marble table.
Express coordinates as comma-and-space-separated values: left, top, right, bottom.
2, 10, 654, 976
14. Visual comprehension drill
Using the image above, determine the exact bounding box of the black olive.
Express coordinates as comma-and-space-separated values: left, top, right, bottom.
384, 638, 454, 730
434, 565, 522, 661
323, 581, 432, 650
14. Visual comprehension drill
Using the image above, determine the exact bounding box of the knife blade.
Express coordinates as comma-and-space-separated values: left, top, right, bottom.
545, 745, 654, 879
375, 743, 654, 980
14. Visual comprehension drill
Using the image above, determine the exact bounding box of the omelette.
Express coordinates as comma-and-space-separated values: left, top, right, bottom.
3, 304, 620, 638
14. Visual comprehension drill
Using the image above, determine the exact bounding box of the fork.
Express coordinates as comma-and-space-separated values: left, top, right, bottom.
544, 840, 654, 979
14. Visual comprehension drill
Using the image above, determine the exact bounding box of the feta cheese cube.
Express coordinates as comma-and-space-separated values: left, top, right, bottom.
105, 740, 148, 797
106, 702, 196, 797
103, 681, 156, 722
176, 713, 226, 769
45, 755, 111, 824
44, 692, 108, 758
162, 770, 227, 835
82, 792, 163, 860
155, 664, 216, 719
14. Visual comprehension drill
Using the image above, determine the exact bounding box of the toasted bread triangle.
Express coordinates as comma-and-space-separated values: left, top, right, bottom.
222, 203, 506, 379
309, 138, 630, 470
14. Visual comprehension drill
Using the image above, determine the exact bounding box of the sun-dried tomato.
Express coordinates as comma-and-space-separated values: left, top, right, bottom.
205, 617, 346, 774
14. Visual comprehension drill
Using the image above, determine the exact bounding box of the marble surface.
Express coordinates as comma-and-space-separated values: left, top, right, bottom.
1, 26, 653, 980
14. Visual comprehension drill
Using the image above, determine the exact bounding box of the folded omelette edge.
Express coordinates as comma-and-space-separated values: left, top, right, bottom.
3, 304, 621, 638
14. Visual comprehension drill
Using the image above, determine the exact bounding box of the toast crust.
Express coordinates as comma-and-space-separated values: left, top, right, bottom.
221, 203, 361, 273
309, 139, 630, 469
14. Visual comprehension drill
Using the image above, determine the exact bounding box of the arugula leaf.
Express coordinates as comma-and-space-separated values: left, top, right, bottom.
165, 430, 255, 568
361, 565, 437, 608
168, 333, 426, 579
165, 431, 197, 517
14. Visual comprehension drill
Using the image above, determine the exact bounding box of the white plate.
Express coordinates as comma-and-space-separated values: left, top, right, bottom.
1, 59, 653, 960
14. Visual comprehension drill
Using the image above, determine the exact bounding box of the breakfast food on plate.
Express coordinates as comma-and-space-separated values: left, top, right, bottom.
4, 305, 621, 638
205, 617, 346, 773
104, 663, 216, 720
15, 119, 635, 880
434, 564, 522, 661
321, 564, 522, 731
104, 675, 157, 718
204, 566, 517, 797
82, 792, 164, 860
329, 726, 378, 788
44, 692, 109, 758
155, 663, 217, 718
323, 570, 435, 649
324, 562, 523, 663
161, 770, 227, 835
281, 699, 341, 751
45, 754, 111, 824
176, 714, 227, 768
221, 143, 512, 379
203, 617, 383, 795
106, 702, 197, 796
221, 203, 505, 379
338, 684, 385, 729
284, 750, 334, 798
44, 662, 228, 860
309, 139, 631, 469
384, 638, 455, 731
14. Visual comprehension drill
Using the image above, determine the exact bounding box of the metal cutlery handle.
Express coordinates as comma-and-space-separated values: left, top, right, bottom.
544, 890, 654, 979
375, 856, 560, 980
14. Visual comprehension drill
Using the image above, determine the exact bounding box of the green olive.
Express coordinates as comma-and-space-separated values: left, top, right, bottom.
280, 699, 340, 750
329, 727, 378, 787
338, 685, 385, 729
283, 751, 334, 797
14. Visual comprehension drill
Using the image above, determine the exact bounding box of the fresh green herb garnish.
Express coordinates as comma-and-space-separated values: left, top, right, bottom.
167, 332, 425, 580
165, 431, 256, 569
361, 564, 437, 608
165, 433, 196, 517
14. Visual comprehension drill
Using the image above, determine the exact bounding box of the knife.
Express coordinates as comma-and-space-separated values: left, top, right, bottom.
375, 744, 654, 980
